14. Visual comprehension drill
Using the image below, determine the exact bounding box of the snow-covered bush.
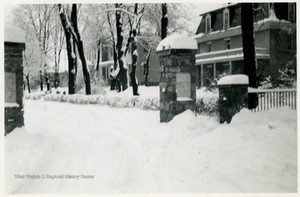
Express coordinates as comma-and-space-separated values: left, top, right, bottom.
258, 61, 297, 89
40, 93, 160, 110
195, 88, 219, 115
277, 60, 297, 88
259, 75, 273, 89
24, 92, 44, 100
142, 97, 160, 110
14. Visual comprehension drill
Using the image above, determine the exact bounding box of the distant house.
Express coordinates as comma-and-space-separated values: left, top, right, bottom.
4, 23, 26, 135
193, 3, 296, 87
81, 24, 160, 86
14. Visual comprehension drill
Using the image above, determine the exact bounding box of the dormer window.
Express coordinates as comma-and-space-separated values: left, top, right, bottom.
223, 8, 230, 29
206, 14, 212, 33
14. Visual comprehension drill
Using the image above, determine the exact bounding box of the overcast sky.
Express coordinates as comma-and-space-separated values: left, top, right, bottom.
4, 2, 225, 34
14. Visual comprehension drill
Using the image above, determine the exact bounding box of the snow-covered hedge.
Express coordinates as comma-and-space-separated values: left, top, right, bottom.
24, 87, 219, 114
41, 93, 160, 110
24, 92, 45, 100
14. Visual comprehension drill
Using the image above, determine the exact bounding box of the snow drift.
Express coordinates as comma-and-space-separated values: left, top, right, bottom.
5, 100, 297, 194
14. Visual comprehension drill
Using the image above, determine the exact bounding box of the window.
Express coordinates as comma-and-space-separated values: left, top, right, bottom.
224, 38, 231, 50
207, 42, 212, 52
216, 62, 230, 77
223, 8, 230, 29
206, 14, 211, 32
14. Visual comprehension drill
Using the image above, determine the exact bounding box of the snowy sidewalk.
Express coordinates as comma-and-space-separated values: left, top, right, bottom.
5, 99, 297, 194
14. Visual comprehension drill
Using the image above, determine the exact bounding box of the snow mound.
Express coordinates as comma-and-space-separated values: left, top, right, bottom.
231, 106, 297, 130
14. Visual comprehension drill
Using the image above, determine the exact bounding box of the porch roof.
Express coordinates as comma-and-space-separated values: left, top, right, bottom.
195, 48, 270, 65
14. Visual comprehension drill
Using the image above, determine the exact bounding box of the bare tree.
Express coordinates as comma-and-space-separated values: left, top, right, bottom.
115, 3, 128, 92
143, 47, 152, 86
71, 4, 91, 95
58, 4, 77, 94
12, 5, 55, 90
75, 3, 192, 94
52, 15, 65, 88
124, 3, 147, 95
58, 4, 92, 95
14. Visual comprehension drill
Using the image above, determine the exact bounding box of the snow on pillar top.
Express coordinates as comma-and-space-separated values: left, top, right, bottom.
5, 23, 25, 44
156, 34, 198, 52
217, 74, 249, 86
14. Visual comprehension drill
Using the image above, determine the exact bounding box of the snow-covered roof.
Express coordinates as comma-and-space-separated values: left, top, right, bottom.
156, 34, 198, 51
217, 74, 249, 86
5, 23, 25, 44
199, 3, 239, 16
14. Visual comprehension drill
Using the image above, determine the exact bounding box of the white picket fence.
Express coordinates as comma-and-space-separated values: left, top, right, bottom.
248, 88, 297, 112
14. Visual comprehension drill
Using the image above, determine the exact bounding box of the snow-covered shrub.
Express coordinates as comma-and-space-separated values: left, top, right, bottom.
142, 97, 160, 110
195, 88, 219, 115
277, 60, 297, 88
259, 75, 273, 89
24, 92, 44, 100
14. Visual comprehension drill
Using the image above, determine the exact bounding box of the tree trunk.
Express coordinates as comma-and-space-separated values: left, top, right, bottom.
96, 39, 101, 71
46, 73, 50, 91
110, 42, 118, 91
241, 3, 258, 109
58, 4, 76, 94
115, 3, 127, 91
130, 34, 139, 95
161, 3, 168, 40
39, 70, 43, 91
125, 3, 140, 96
26, 74, 31, 93
71, 4, 91, 95
54, 71, 59, 89
144, 48, 151, 86
94, 39, 101, 83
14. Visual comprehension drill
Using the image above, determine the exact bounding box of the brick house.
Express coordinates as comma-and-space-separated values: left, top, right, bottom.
4, 23, 26, 135
193, 3, 296, 87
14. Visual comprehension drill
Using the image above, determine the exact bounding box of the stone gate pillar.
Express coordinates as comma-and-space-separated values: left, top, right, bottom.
5, 23, 26, 135
157, 34, 198, 122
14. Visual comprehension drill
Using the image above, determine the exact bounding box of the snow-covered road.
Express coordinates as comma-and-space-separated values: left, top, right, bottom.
5, 99, 297, 194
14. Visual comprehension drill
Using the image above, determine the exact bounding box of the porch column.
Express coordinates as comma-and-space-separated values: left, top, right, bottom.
213, 62, 216, 78
201, 64, 204, 87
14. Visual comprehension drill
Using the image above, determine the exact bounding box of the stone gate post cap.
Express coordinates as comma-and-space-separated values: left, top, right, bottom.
217, 74, 249, 86
156, 34, 198, 51
5, 23, 25, 44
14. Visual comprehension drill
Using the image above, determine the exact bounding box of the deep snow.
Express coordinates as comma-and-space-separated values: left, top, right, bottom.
5, 99, 297, 194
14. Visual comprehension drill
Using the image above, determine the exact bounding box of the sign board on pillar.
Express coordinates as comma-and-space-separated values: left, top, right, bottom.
176, 73, 191, 99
